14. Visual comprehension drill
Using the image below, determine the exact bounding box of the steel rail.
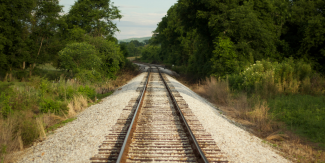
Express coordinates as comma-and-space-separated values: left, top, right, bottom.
116, 66, 151, 163
157, 66, 209, 163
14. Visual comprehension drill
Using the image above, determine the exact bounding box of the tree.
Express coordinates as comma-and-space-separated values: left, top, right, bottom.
28, 0, 63, 76
65, 0, 122, 37
211, 37, 239, 76
0, 0, 35, 80
58, 42, 101, 73
85, 36, 124, 76
127, 42, 137, 57
119, 42, 129, 58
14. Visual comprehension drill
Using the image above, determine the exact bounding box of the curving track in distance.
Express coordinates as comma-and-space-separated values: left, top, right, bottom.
91, 65, 228, 163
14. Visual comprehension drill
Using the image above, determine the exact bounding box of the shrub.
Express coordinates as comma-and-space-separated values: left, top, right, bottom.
39, 98, 67, 115
75, 70, 102, 83
58, 42, 102, 72
20, 119, 39, 146
211, 37, 239, 76
141, 45, 161, 63
86, 36, 124, 75
78, 85, 96, 99
0, 92, 13, 119
228, 58, 319, 96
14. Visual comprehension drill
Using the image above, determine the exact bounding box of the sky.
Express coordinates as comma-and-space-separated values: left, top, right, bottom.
59, 0, 178, 40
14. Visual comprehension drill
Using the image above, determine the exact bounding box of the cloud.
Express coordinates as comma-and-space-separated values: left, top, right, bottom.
113, 21, 157, 28
119, 12, 166, 25
114, 12, 166, 39
118, 5, 141, 9
115, 26, 153, 40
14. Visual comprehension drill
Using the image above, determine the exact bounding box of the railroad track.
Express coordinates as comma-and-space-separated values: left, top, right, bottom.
91, 66, 228, 163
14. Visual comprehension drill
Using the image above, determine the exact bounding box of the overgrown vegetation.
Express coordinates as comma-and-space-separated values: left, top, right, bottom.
0, 68, 139, 162
139, 0, 325, 162
187, 59, 325, 162
0, 0, 140, 161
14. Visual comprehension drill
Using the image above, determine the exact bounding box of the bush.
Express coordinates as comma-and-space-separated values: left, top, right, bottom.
20, 119, 39, 146
39, 98, 67, 115
86, 36, 125, 75
58, 42, 102, 72
140, 45, 161, 63
0, 92, 13, 118
75, 70, 102, 83
78, 85, 96, 99
227, 58, 319, 97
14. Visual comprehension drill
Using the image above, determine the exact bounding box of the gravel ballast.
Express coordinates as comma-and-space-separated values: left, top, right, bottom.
164, 72, 290, 163
17, 73, 147, 163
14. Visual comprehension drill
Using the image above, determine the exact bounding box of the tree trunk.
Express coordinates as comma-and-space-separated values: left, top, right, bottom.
23, 61, 25, 69
29, 64, 33, 78
4, 73, 8, 82
30, 37, 44, 76
34, 37, 44, 69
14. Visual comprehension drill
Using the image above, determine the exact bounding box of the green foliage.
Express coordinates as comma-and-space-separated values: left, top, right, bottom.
153, 0, 325, 78
141, 45, 161, 63
77, 85, 96, 99
39, 98, 67, 115
58, 42, 102, 72
0, 92, 13, 119
211, 37, 239, 76
269, 94, 325, 148
75, 70, 102, 84
119, 43, 129, 58
227, 58, 314, 96
67, 26, 86, 42
65, 0, 122, 36
86, 36, 124, 76
20, 119, 39, 146
0, 0, 35, 73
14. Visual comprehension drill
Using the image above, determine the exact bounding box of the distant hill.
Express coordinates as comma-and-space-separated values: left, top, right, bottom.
119, 37, 152, 43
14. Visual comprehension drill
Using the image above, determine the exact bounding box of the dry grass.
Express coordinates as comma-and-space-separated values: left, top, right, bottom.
0, 69, 140, 162
194, 77, 229, 105
0, 116, 21, 161
183, 76, 325, 163
67, 94, 88, 117
247, 101, 275, 134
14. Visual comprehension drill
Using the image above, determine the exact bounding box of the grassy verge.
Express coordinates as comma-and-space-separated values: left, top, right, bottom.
179, 76, 325, 163
0, 66, 140, 162
268, 95, 325, 148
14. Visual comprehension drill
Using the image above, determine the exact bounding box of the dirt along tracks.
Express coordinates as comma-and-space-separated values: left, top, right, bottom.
17, 64, 290, 163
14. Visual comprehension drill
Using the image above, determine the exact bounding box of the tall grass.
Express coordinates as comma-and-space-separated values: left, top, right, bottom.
0, 69, 139, 162
189, 58, 325, 162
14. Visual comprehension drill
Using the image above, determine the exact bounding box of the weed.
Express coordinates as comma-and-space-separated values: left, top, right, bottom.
39, 98, 67, 115
78, 85, 96, 100
0, 92, 13, 119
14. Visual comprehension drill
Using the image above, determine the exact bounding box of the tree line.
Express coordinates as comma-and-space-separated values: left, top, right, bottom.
146, 0, 325, 79
0, 0, 125, 81
119, 40, 150, 59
